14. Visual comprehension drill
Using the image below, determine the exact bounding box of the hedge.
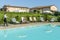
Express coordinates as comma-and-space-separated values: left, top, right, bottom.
0, 11, 59, 24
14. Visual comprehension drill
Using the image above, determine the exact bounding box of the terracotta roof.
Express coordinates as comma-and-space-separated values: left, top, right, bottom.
31, 5, 54, 9
3, 5, 29, 9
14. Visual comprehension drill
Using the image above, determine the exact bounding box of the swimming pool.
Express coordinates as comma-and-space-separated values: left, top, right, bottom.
0, 24, 60, 40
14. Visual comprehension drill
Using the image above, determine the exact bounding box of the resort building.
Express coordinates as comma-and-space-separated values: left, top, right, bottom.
30, 5, 57, 13
2, 5, 57, 13
3, 5, 30, 12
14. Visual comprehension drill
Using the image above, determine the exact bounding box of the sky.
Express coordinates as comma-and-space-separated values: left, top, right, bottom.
0, 0, 60, 11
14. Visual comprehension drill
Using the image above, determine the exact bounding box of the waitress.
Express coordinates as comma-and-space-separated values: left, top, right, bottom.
4, 13, 8, 26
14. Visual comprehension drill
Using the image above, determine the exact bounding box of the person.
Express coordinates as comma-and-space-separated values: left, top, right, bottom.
4, 13, 8, 26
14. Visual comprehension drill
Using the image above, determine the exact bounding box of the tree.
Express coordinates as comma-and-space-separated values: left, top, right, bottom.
57, 16, 60, 22
54, 11, 60, 16
37, 10, 40, 13
33, 10, 37, 13
33, 10, 40, 13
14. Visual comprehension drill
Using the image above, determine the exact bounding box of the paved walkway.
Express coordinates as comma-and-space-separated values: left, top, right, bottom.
0, 22, 60, 30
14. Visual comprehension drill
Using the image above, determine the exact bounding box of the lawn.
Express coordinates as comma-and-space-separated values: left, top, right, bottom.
0, 11, 59, 24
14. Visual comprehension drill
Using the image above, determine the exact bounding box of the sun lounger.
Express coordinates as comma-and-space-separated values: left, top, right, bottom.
21, 17, 29, 23
33, 17, 37, 22
40, 17, 44, 22
29, 17, 33, 22
11, 18, 20, 24
50, 17, 55, 22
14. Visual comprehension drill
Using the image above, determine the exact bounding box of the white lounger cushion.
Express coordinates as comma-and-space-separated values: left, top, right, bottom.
29, 17, 33, 21
21, 17, 25, 22
12, 18, 16, 22
12, 18, 19, 23
33, 17, 37, 21
50, 18, 55, 22
40, 17, 44, 22
21, 17, 29, 23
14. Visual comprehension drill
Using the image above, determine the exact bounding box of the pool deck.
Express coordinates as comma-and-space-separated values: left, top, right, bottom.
0, 22, 60, 30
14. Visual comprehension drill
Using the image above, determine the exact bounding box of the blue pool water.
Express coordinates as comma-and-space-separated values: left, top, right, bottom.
0, 24, 60, 40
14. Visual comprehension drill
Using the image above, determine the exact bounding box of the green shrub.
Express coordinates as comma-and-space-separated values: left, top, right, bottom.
54, 11, 60, 16
0, 11, 59, 24
57, 16, 60, 22
46, 15, 57, 22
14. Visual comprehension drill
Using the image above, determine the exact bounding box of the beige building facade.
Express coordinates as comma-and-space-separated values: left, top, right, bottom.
3, 5, 30, 12
30, 5, 57, 13
2, 5, 57, 13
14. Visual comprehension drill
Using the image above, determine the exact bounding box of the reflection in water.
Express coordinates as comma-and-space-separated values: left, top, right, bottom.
3, 29, 7, 38
17, 35, 27, 38
45, 30, 52, 33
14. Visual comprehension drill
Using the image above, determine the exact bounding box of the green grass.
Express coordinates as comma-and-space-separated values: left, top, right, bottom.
0, 11, 59, 24
0, 11, 41, 24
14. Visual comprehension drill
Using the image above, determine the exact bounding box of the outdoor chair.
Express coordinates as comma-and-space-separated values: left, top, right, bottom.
33, 17, 37, 22
11, 18, 20, 24
40, 17, 45, 22
21, 17, 29, 23
50, 17, 55, 22
29, 17, 33, 22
